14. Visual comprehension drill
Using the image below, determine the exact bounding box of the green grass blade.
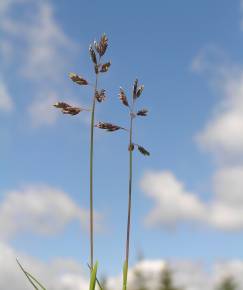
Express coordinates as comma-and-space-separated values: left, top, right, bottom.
25, 271, 47, 290
87, 263, 103, 290
16, 259, 47, 290
16, 259, 39, 290
89, 261, 98, 290
122, 261, 128, 290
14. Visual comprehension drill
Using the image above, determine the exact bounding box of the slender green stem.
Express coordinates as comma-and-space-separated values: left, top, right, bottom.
89, 71, 98, 272
123, 111, 134, 290
126, 116, 133, 264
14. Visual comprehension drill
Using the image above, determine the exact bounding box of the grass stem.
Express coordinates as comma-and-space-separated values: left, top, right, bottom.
124, 107, 134, 290
89, 72, 98, 271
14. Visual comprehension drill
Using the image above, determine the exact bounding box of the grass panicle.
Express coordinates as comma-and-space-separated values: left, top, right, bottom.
96, 78, 149, 290
19, 34, 112, 289
18, 35, 149, 290
120, 79, 149, 290
54, 33, 111, 272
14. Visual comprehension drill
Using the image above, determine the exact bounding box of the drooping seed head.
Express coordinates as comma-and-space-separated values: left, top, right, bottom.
100, 61, 111, 73
95, 122, 126, 132
89, 45, 97, 64
119, 87, 129, 107
53, 102, 70, 109
137, 145, 150, 156
62, 106, 81, 116
69, 73, 88, 85
137, 109, 148, 116
54, 102, 81, 116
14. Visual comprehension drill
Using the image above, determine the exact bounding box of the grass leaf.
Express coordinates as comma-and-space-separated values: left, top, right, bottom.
25, 271, 47, 290
17, 259, 39, 290
87, 263, 103, 290
16, 259, 47, 290
89, 261, 98, 290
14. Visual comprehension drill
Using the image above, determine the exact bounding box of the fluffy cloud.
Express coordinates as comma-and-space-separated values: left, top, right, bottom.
141, 168, 243, 231
197, 70, 243, 160
141, 171, 205, 227
18, 1, 74, 82
191, 46, 243, 162
174, 47, 243, 231
2, 246, 243, 290
108, 259, 243, 290
108, 260, 166, 290
0, 185, 102, 240
0, 0, 78, 126
2, 249, 243, 290
0, 242, 89, 290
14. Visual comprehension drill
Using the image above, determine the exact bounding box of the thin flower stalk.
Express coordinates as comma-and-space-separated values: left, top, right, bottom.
121, 80, 149, 290
54, 34, 110, 273
89, 67, 99, 270
96, 80, 150, 290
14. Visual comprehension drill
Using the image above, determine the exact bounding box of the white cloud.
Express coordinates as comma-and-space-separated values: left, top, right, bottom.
0, 185, 102, 240
0, 0, 78, 126
28, 93, 87, 127
0, 242, 89, 290
0, 79, 13, 112
141, 168, 243, 231
197, 70, 243, 160
19, 1, 74, 82
141, 171, 205, 227
0, 241, 242, 290
191, 47, 243, 162
108, 259, 243, 290
108, 260, 166, 290
213, 166, 243, 205
191, 46, 227, 74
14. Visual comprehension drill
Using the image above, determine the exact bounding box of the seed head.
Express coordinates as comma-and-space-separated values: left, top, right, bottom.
132, 79, 144, 100
95, 122, 126, 132
94, 34, 108, 57
53, 102, 70, 109
119, 87, 129, 107
95, 89, 106, 103
133, 79, 138, 100
100, 61, 111, 73
62, 107, 81, 116
137, 109, 148, 116
53, 102, 81, 116
89, 45, 97, 64
137, 145, 150, 156
69, 73, 88, 85
128, 143, 135, 151
136, 85, 144, 98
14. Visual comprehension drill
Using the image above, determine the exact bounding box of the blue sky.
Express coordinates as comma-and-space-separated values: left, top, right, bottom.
2, 0, 243, 289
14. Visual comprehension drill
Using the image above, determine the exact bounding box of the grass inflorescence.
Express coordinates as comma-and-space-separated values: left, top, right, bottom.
18, 34, 149, 290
